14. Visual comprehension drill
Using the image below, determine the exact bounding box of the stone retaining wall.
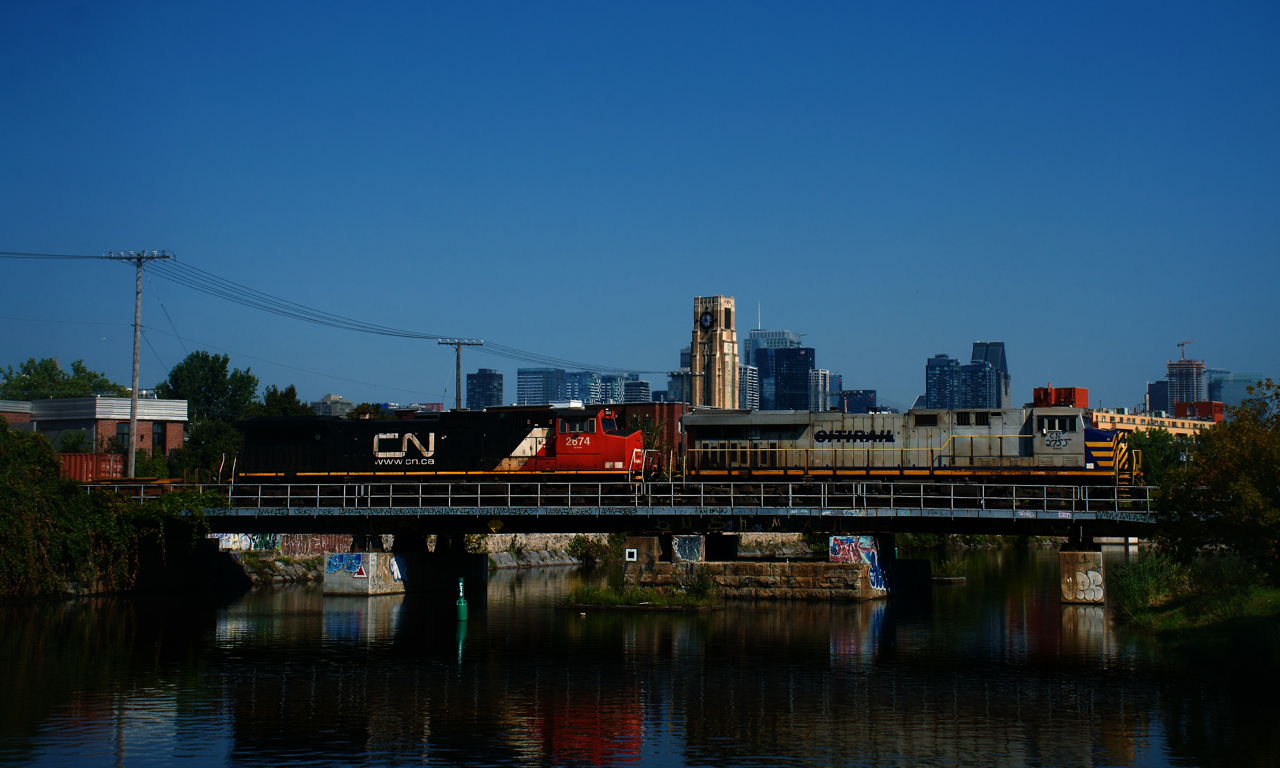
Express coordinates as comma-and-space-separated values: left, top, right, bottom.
489, 549, 580, 569
628, 561, 886, 601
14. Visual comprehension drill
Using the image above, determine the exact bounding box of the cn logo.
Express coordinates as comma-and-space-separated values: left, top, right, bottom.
373, 433, 435, 459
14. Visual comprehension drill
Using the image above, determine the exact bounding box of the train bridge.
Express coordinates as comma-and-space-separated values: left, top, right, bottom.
92, 479, 1158, 539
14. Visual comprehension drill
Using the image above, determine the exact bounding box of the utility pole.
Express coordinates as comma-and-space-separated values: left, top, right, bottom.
438, 339, 483, 410
106, 250, 173, 478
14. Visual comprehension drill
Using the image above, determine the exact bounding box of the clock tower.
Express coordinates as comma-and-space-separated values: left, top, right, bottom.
691, 295, 738, 409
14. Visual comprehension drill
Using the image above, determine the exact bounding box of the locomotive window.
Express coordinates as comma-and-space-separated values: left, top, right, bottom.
1037, 416, 1077, 432
587, 420, 596, 434
561, 419, 592, 434
915, 414, 938, 428
955, 412, 971, 426
601, 419, 617, 432
975, 412, 990, 426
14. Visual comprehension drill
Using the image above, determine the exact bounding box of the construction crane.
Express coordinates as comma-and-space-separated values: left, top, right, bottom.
1177, 340, 1194, 360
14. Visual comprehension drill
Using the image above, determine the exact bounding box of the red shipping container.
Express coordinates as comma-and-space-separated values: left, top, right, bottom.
1032, 384, 1089, 409
57, 453, 123, 482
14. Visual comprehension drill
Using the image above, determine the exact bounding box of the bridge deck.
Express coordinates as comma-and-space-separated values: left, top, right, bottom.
87, 481, 1157, 535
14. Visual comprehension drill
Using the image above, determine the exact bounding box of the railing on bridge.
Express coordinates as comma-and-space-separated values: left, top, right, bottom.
84, 480, 1156, 519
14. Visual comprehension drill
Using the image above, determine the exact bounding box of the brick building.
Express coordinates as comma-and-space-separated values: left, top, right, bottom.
0, 397, 188, 457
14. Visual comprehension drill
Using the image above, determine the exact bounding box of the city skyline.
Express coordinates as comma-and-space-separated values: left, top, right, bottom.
2, 4, 1276, 411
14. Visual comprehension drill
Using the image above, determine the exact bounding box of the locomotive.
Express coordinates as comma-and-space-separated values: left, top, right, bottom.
237, 402, 1138, 486
681, 405, 1138, 484
237, 405, 646, 481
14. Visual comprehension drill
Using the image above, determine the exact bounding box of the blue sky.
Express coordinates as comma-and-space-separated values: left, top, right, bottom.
3, 2, 1277, 410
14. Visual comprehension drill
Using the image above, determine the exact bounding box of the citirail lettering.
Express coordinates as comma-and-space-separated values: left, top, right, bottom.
813, 429, 895, 444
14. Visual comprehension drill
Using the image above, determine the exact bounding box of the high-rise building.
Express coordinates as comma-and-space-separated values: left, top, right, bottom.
311, 394, 354, 417
691, 295, 738, 408
959, 361, 997, 409
773, 348, 815, 410
970, 341, 1011, 408
925, 354, 959, 409
827, 373, 843, 410
743, 329, 802, 411
1146, 381, 1171, 414
465, 369, 503, 410
622, 380, 651, 403
516, 368, 565, 405
809, 369, 832, 412
599, 374, 626, 404
835, 390, 877, 414
738, 364, 759, 410
564, 371, 602, 404
1209, 370, 1265, 410
1167, 358, 1206, 406
680, 346, 691, 369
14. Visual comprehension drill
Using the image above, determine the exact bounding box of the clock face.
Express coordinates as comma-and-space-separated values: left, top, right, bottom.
700, 311, 714, 329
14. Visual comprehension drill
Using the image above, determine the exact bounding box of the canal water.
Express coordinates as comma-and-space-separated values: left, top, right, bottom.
1, 548, 1275, 767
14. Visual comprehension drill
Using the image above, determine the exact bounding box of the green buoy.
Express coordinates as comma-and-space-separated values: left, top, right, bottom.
456, 577, 468, 621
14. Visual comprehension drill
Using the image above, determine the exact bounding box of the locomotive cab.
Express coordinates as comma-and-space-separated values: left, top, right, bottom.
548, 407, 644, 472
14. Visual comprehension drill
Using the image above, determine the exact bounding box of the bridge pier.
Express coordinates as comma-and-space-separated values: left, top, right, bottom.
1059, 533, 1105, 604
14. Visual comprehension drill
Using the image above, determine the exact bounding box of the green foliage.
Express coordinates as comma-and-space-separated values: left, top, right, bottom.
932, 558, 967, 577
56, 429, 91, 453
606, 532, 628, 561
464, 533, 488, 554
168, 418, 242, 477
247, 384, 315, 418
896, 533, 949, 550
504, 535, 526, 556
1155, 378, 1280, 582
0, 357, 128, 400
627, 414, 669, 452
1112, 553, 1274, 634
0, 416, 224, 598
801, 530, 829, 555
568, 534, 609, 566
1128, 428, 1192, 486
347, 402, 394, 419
154, 351, 258, 422
682, 570, 719, 599
132, 449, 170, 479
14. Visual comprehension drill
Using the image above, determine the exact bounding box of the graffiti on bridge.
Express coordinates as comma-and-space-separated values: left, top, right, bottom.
829, 535, 885, 592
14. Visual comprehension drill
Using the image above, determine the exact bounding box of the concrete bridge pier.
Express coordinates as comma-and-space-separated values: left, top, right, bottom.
1059, 533, 1105, 604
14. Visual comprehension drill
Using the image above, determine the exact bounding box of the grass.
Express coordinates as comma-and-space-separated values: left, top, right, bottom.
1111, 554, 1280, 678
566, 580, 719, 608
932, 559, 967, 578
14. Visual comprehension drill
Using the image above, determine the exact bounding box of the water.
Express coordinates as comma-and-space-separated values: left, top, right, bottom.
1, 548, 1275, 766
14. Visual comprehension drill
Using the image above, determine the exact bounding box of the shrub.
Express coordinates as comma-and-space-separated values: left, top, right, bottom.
568, 535, 609, 566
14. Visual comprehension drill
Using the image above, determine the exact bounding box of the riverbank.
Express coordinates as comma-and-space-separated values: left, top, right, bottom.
1113, 555, 1280, 678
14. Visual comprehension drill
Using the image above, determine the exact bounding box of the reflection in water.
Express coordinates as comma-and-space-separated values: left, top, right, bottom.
0, 549, 1276, 766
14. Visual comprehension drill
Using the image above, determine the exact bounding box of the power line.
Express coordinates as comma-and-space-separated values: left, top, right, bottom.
146, 259, 667, 373
144, 327, 443, 397
6, 247, 671, 373
0, 251, 108, 259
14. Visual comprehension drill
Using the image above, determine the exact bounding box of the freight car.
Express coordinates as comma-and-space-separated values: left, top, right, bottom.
237, 405, 645, 481
681, 406, 1138, 484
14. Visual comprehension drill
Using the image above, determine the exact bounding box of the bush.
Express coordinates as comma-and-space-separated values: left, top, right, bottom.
568, 535, 609, 566
0, 416, 224, 597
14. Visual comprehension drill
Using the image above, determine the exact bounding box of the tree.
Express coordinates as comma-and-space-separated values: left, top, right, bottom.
347, 402, 394, 419
1156, 379, 1280, 582
0, 358, 128, 400
56, 429, 92, 453
168, 419, 242, 477
155, 351, 258, 421
246, 384, 315, 417
1127, 428, 1193, 486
